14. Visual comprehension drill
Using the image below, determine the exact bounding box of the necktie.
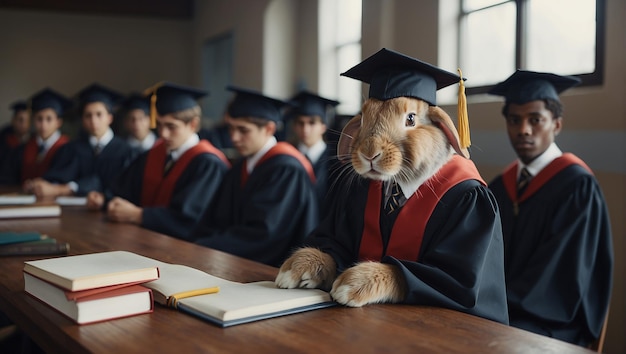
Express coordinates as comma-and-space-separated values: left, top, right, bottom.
164, 153, 174, 175
384, 181, 406, 214
517, 167, 532, 196
94, 144, 102, 156
37, 144, 45, 161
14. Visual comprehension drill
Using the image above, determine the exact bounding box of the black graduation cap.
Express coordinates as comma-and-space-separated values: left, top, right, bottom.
288, 91, 339, 124
488, 70, 581, 104
143, 82, 208, 128
340, 48, 461, 106
10, 100, 28, 114
121, 93, 151, 115
29, 88, 73, 115
77, 83, 124, 109
144, 82, 207, 115
227, 86, 288, 123
340, 47, 471, 150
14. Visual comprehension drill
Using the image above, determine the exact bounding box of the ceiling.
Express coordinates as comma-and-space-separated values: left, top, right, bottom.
0, 0, 194, 20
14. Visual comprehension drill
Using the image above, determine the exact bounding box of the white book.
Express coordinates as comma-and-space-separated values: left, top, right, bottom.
24, 273, 153, 324
23, 251, 160, 291
0, 205, 61, 219
0, 194, 36, 205
55, 196, 88, 206
143, 263, 334, 327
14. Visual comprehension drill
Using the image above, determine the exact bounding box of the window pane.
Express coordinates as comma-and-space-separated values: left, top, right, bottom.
526, 0, 596, 75
461, 3, 516, 87
336, 0, 362, 45
464, 0, 509, 12
337, 43, 362, 114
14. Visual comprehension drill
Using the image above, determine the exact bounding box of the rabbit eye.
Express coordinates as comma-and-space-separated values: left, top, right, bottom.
405, 113, 416, 127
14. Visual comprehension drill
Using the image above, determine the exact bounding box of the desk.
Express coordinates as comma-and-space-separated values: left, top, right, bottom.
0, 207, 594, 353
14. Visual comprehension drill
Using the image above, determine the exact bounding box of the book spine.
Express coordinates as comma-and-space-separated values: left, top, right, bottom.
0, 242, 69, 256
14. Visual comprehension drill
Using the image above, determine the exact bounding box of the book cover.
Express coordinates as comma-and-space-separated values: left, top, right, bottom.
0, 231, 48, 245
24, 273, 154, 324
0, 240, 69, 256
143, 263, 335, 327
23, 251, 160, 291
176, 281, 335, 327
0, 205, 61, 219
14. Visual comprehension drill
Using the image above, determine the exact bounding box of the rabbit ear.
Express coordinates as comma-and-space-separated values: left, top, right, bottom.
337, 114, 362, 163
428, 106, 470, 159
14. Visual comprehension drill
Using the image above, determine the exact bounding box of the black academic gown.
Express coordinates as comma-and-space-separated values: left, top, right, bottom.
310, 146, 341, 219
44, 136, 137, 198
194, 153, 319, 267
0, 138, 66, 185
111, 149, 229, 241
489, 162, 613, 346
305, 173, 509, 324
0, 126, 25, 183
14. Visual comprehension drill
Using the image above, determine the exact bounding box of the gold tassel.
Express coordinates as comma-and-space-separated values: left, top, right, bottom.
149, 92, 157, 129
144, 82, 163, 129
457, 68, 471, 149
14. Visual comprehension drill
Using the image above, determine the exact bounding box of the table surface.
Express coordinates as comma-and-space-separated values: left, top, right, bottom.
0, 204, 595, 353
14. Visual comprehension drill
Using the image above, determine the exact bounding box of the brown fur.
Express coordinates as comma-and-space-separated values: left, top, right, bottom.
276, 97, 465, 307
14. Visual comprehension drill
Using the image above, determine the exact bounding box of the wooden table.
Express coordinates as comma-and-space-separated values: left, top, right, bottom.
0, 207, 595, 353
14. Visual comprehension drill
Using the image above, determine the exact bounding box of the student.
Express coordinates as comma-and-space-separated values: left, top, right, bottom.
193, 86, 318, 266
122, 93, 157, 153
287, 91, 340, 216
276, 49, 508, 324
91, 82, 230, 240
29, 83, 135, 199
0, 101, 31, 171
488, 70, 613, 346
3, 89, 71, 187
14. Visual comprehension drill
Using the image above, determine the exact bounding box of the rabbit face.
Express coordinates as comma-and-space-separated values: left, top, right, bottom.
343, 97, 453, 184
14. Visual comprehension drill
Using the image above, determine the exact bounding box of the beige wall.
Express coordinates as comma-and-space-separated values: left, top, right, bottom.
192, 0, 269, 92
0, 0, 623, 352
0, 9, 192, 126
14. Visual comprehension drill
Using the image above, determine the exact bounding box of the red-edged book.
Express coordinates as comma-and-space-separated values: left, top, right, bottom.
24, 272, 154, 324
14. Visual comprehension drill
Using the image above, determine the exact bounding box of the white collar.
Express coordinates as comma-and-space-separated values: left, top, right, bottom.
36, 130, 61, 150
247, 136, 277, 174
298, 140, 326, 164
128, 132, 157, 151
169, 134, 199, 161
89, 128, 114, 148
518, 143, 562, 177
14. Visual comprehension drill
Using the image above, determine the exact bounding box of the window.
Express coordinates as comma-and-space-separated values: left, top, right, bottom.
319, 0, 362, 115
459, 0, 605, 94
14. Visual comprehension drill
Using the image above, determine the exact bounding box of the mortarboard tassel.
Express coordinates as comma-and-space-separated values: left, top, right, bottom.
149, 92, 157, 129
457, 68, 471, 150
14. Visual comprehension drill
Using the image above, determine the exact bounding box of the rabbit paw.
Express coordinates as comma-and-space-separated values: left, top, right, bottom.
330, 262, 406, 307
275, 248, 336, 290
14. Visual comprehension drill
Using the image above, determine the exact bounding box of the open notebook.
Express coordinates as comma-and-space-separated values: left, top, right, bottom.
144, 263, 335, 327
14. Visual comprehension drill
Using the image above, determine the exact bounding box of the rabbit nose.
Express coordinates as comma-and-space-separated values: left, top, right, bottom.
362, 151, 381, 162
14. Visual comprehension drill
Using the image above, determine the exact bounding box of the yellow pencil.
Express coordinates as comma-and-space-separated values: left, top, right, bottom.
167, 286, 220, 308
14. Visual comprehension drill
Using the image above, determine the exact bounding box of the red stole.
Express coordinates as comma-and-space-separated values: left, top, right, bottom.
359, 155, 485, 262
501, 153, 592, 204
5, 134, 21, 149
141, 140, 230, 206
240, 142, 316, 187
20, 135, 69, 182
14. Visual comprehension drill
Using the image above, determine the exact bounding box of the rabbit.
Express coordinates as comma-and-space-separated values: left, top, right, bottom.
275, 96, 469, 307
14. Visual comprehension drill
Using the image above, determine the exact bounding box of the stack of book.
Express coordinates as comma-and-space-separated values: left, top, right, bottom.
0, 194, 61, 219
23, 251, 335, 327
23, 251, 160, 324
0, 231, 69, 256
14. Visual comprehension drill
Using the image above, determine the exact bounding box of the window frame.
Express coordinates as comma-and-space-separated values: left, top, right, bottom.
461, 0, 605, 95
